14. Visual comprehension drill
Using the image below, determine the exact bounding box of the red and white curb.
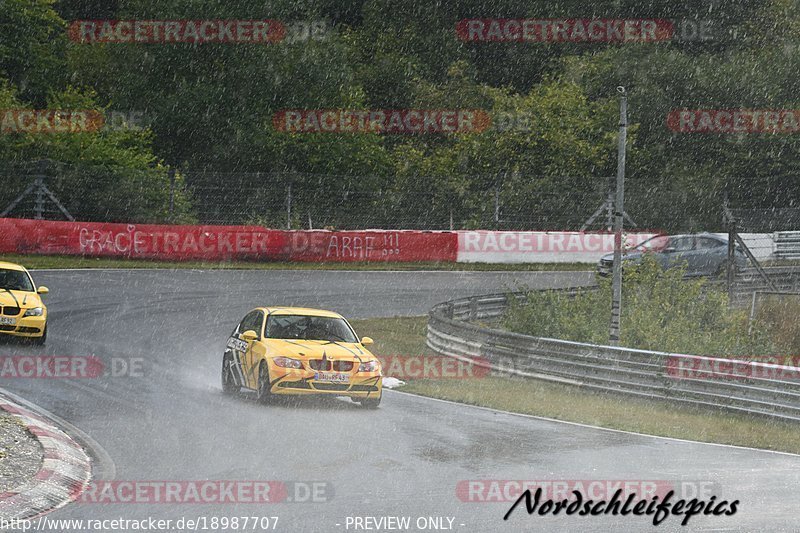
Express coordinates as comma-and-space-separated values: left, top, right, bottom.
0, 392, 91, 519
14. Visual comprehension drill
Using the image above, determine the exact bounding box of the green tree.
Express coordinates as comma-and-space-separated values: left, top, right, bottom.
0, 0, 67, 104
0, 84, 192, 222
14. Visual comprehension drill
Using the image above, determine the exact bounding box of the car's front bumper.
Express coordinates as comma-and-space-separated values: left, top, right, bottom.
269, 366, 382, 398
0, 315, 46, 338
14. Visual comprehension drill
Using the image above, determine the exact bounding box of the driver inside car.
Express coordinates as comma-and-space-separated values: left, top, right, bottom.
305, 320, 328, 340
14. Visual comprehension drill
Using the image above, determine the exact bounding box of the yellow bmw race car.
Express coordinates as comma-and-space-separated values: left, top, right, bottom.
0, 261, 49, 345
222, 307, 383, 408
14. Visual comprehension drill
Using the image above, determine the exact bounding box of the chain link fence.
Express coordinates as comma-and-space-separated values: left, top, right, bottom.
1, 161, 615, 230
728, 206, 800, 263
5, 161, 800, 234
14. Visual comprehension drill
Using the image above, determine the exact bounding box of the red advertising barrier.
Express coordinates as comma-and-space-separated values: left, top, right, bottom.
284, 230, 456, 262
0, 218, 283, 260
0, 218, 458, 263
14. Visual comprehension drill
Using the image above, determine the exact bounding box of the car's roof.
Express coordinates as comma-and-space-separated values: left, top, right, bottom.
0, 261, 27, 272
260, 307, 343, 318
691, 232, 724, 238
656, 233, 725, 240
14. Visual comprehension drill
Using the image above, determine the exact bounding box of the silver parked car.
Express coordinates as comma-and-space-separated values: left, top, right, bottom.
597, 233, 748, 278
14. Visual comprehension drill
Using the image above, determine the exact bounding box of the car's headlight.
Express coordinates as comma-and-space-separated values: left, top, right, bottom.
358, 360, 380, 373
23, 307, 43, 317
273, 357, 303, 369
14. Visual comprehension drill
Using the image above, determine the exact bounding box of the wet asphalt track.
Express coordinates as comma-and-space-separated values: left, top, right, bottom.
2, 269, 800, 532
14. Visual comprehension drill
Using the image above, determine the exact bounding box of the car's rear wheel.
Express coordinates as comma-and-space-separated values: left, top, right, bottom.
256, 361, 274, 404
221, 352, 238, 394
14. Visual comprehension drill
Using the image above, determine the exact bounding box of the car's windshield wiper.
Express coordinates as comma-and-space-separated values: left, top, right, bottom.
318, 332, 352, 344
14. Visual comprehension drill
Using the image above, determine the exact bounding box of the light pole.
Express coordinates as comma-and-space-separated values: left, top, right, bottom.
609, 86, 627, 345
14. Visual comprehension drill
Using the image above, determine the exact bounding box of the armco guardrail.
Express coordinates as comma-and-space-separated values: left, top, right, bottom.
731, 266, 800, 306
775, 231, 800, 260
427, 283, 800, 423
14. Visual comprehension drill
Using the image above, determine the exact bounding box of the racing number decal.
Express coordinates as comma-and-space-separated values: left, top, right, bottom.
227, 336, 249, 353
238, 335, 258, 389
226, 336, 249, 387
243, 336, 260, 389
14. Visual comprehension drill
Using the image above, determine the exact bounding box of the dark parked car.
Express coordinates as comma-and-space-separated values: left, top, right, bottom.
597, 233, 748, 278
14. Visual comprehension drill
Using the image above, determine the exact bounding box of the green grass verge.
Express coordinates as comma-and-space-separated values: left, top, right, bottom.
350, 316, 800, 455
1, 254, 591, 272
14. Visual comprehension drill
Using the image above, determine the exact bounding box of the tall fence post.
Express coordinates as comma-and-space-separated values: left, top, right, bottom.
286, 181, 292, 230
609, 87, 627, 345
33, 159, 47, 220
727, 217, 736, 302
168, 168, 176, 221
494, 185, 500, 225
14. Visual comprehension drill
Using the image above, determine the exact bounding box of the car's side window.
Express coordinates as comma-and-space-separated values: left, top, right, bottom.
256, 312, 266, 338
247, 311, 264, 338
696, 237, 723, 250
237, 311, 264, 339
671, 237, 694, 252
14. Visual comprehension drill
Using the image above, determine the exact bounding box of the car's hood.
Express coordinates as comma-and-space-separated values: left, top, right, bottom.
265, 339, 376, 360
0, 289, 41, 309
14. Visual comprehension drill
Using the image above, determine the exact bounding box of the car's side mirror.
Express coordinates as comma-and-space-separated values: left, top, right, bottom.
241, 330, 258, 342
37, 286, 49, 295
361, 336, 374, 346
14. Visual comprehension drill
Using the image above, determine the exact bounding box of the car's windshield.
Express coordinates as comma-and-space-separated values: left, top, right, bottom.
265, 315, 358, 343
0, 269, 34, 292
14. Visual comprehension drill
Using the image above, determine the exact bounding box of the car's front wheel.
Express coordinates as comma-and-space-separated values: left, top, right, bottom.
359, 391, 381, 409
221, 352, 239, 394
256, 361, 274, 404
